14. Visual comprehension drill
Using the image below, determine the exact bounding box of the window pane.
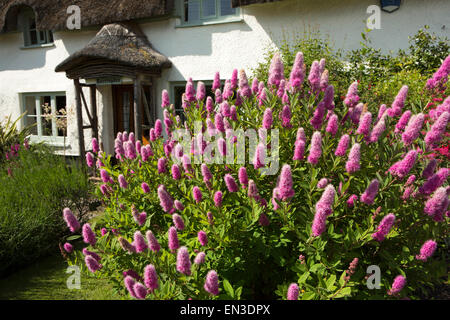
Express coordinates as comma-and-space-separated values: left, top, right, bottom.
39, 31, 46, 44
220, 0, 236, 16
202, 0, 216, 18
29, 30, 37, 45
25, 116, 38, 135
48, 31, 54, 43
174, 86, 186, 123
40, 96, 51, 116
41, 116, 52, 136
56, 96, 67, 136
29, 17, 36, 29
185, 0, 200, 22
39, 96, 52, 136
24, 96, 37, 116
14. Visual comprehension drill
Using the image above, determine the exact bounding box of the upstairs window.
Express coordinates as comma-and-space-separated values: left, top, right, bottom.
19, 7, 53, 47
182, 0, 239, 25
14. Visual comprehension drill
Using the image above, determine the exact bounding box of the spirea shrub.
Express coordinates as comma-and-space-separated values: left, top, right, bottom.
65, 52, 449, 300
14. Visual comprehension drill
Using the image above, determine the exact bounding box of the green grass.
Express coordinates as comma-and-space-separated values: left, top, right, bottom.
0, 253, 121, 300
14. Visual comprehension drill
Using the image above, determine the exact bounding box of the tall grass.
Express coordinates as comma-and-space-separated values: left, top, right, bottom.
0, 145, 91, 276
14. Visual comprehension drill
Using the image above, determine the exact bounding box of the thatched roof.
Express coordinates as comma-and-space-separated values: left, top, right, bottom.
55, 22, 171, 77
0, 0, 283, 32
231, 0, 283, 8
0, 0, 173, 32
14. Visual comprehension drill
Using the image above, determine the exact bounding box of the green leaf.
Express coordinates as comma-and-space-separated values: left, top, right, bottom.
235, 286, 243, 300
301, 291, 315, 300
326, 275, 336, 291
66, 235, 81, 241
223, 279, 234, 299
333, 286, 351, 299
298, 271, 310, 284
339, 271, 346, 286
310, 263, 324, 274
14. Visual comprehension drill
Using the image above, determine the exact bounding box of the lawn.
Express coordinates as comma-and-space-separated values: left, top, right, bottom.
0, 252, 120, 300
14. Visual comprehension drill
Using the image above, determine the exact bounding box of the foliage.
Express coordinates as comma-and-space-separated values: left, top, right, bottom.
65, 45, 449, 300
0, 112, 35, 162
253, 26, 450, 114
0, 143, 91, 276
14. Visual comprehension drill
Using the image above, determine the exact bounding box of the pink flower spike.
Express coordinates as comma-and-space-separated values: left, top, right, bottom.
278, 164, 295, 200
176, 246, 192, 276
361, 179, 380, 205
401, 113, 424, 145
287, 283, 299, 300
388, 275, 406, 296
193, 186, 203, 203
82, 223, 96, 246
214, 190, 223, 207
253, 143, 266, 169
144, 264, 159, 291
416, 240, 438, 262
308, 131, 322, 165
134, 231, 148, 253
133, 282, 147, 300
326, 114, 339, 136
194, 252, 206, 265
168, 226, 179, 251
345, 143, 361, 174
224, 174, 238, 192
172, 214, 185, 231
85, 255, 102, 273
372, 213, 395, 242
238, 167, 249, 188
63, 208, 80, 233
198, 231, 208, 246
204, 270, 220, 295
146, 231, 161, 253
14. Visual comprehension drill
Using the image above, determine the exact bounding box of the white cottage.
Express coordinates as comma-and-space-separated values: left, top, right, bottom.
0, 0, 449, 158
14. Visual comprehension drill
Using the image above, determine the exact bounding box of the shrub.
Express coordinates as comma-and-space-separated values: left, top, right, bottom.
65, 50, 449, 300
253, 26, 450, 115
0, 112, 35, 163
0, 143, 91, 276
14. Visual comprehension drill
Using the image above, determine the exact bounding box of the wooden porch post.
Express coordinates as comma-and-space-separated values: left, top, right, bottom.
74, 79, 86, 161
134, 76, 142, 141
90, 85, 99, 141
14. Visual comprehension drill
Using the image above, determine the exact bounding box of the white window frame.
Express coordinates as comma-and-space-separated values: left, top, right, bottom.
178, 0, 241, 27
21, 92, 67, 145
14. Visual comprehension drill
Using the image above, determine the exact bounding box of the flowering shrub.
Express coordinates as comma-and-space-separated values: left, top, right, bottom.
64, 52, 449, 300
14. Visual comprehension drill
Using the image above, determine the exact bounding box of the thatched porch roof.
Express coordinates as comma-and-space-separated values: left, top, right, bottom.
0, 0, 173, 33
55, 22, 171, 79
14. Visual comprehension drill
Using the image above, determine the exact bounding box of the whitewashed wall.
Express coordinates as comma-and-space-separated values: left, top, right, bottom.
0, 0, 448, 156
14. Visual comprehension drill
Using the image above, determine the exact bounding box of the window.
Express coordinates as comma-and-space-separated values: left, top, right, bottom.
181, 0, 239, 25
172, 82, 214, 124
20, 7, 53, 47
22, 93, 67, 140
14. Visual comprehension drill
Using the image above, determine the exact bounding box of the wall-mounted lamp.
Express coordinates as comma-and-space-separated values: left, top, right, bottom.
380, 0, 401, 13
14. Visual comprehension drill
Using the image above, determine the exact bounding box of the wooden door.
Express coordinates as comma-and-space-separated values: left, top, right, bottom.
113, 85, 135, 135
112, 84, 153, 141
